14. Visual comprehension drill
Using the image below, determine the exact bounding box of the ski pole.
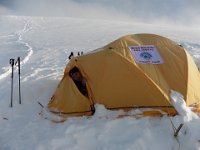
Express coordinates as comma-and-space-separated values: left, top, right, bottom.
9, 58, 15, 107
15, 57, 21, 104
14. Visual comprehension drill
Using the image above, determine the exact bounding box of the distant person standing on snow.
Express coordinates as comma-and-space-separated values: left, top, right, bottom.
68, 52, 74, 60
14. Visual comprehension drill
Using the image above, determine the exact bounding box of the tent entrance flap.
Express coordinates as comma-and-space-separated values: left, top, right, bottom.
48, 76, 93, 117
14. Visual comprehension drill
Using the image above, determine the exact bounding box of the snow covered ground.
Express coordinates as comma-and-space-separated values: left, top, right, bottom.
0, 15, 200, 150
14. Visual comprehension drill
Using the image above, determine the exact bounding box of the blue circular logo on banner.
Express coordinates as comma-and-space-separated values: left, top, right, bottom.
140, 52, 152, 60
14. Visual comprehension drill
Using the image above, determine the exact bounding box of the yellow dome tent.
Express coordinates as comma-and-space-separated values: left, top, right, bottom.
48, 33, 200, 117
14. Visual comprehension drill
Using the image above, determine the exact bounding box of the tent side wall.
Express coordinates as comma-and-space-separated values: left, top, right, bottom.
93, 49, 171, 108
185, 50, 200, 105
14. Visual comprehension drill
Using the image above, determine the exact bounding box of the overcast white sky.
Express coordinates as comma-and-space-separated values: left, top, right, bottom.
0, 0, 199, 27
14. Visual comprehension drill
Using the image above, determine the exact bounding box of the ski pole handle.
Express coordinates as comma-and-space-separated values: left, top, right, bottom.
15, 57, 20, 75
10, 59, 15, 78
10, 59, 15, 66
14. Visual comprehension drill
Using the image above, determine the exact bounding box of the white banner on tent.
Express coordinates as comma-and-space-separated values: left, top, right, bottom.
129, 45, 164, 64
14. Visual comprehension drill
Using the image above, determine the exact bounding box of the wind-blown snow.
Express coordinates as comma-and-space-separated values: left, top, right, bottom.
0, 16, 200, 150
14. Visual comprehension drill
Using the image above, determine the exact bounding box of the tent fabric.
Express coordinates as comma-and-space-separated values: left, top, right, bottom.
48, 33, 200, 117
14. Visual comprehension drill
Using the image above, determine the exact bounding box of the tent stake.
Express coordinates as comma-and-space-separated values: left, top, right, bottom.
174, 123, 184, 137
